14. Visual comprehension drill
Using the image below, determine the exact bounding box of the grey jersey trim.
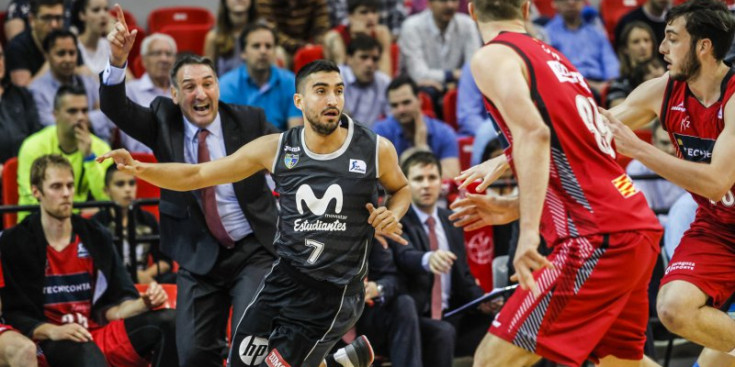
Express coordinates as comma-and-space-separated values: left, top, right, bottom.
375, 136, 381, 179
300, 115, 355, 161
272, 133, 285, 173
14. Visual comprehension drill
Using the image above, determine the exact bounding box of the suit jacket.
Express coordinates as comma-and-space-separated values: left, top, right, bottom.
100, 81, 278, 275
368, 242, 402, 305
392, 207, 484, 318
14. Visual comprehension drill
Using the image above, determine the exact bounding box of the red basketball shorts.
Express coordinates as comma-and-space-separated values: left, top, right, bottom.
490, 230, 662, 366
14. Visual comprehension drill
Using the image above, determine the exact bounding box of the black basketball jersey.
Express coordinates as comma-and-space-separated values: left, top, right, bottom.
272, 116, 379, 286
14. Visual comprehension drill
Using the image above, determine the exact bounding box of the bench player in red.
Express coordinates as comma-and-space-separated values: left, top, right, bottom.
450, 0, 663, 366
601, 0, 735, 361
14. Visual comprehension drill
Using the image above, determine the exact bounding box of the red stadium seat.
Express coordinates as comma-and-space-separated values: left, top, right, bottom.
160, 23, 210, 56
2, 157, 19, 228
600, 0, 646, 45
390, 43, 400, 77
0, 11, 7, 47
457, 136, 474, 171
418, 91, 436, 118
534, 0, 556, 18
131, 55, 145, 79
292, 45, 325, 73
462, 180, 495, 292
128, 26, 146, 73
442, 88, 459, 131
110, 8, 138, 28
147, 7, 214, 34
135, 283, 177, 309
130, 153, 160, 221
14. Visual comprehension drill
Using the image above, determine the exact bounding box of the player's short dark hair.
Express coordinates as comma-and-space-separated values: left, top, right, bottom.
348, 0, 379, 14
386, 74, 419, 97
347, 34, 382, 56
30, 154, 73, 192
401, 150, 441, 177
42, 29, 77, 53
238, 21, 278, 51
30, 0, 64, 16
471, 0, 526, 22
53, 84, 87, 111
170, 54, 217, 89
667, 0, 735, 61
295, 59, 341, 92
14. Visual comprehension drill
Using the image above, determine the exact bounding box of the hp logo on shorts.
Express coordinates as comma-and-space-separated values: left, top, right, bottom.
239, 336, 269, 366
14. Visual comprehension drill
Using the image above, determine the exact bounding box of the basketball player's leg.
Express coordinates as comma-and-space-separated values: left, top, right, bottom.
656, 231, 735, 353
596, 355, 660, 367
0, 329, 38, 367
473, 333, 540, 367
695, 348, 735, 367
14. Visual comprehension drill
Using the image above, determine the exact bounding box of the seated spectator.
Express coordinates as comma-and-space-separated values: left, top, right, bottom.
255, 0, 329, 66
71, 0, 111, 75
4, 0, 31, 42
17, 85, 112, 221
0, 154, 178, 367
327, 0, 406, 38
390, 151, 497, 362
0, 43, 43, 168
0, 257, 46, 367
92, 166, 174, 285
220, 23, 302, 130
627, 120, 686, 217
339, 34, 391, 127
373, 75, 459, 178
398, 0, 480, 109
545, 0, 619, 95
355, 236, 423, 367
607, 22, 659, 107
323, 0, 392, 75
6, 0, 67, 87
456, 60, 502, 167
123, 33, 177, 153
613, 0, 669, 54
204, 0, 257, 76
29, 30, 113, 142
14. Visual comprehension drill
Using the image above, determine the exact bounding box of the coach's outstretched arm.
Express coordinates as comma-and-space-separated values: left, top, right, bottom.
98, 134, 281, 191
471, 45, 553, 296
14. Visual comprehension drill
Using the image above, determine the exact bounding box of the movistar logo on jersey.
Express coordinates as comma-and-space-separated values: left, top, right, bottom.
296, 184, 343, 215
674, 133, 715, 163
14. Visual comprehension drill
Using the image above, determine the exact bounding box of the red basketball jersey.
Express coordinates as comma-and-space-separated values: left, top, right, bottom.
44, 235, 100, 330
660, 73, 735, 228
484, 32, 661, 245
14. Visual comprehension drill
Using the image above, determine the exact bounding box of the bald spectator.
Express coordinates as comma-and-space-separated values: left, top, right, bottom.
122, 33, 177, 153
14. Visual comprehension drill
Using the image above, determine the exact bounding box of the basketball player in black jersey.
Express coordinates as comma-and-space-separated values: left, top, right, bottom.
99, 60, 411, 367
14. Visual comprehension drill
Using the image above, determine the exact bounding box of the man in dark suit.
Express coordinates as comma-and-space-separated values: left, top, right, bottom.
392, 150, 496, 366
98, 6, 278, 367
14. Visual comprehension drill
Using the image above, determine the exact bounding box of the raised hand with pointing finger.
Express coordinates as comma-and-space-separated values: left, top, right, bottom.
107, 4, 138, 67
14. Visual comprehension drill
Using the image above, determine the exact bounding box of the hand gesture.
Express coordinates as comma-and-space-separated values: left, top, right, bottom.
509, 232, 553, 297
428, 250, 456, 274
454, 154, 509, 192
364, 281, 380, 302
448, 193, 519, 230
598, 107, 641, 158
74, 122, 92, 158
107, 4, 138, 67
366, 203, 407, 247
413, 115, 429, 150
49, 323, 93, 343
97, 149, 141, 175
142, 281, 168, 310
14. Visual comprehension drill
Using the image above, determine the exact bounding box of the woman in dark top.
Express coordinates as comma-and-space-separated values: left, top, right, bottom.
606, 21, 658, 107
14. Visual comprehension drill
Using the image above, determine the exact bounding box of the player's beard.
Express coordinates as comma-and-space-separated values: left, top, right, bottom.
306, 110, 341, 136
671, 47, 701, 81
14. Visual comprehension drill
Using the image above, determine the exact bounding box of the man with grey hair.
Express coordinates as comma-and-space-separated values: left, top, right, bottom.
122, 33, 177, 153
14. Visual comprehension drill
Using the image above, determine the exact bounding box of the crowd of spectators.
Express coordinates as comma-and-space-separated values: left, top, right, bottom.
0, 0, 728, 366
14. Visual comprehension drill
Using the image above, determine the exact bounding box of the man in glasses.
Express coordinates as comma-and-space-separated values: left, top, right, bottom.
339, 34, 391, 128
5, 0, 81, 87
16, 85, 112, 222
92, 165, 175, 285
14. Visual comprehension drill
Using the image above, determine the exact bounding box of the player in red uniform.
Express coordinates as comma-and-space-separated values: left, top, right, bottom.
0, 257, 43, 367
0, 154, 178, 367
449, 1, 663, 366
601, 0, 735, 361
